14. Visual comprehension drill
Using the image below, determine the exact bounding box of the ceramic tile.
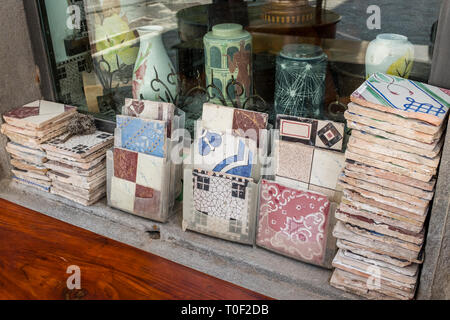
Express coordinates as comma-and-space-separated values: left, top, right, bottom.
110, 176, 135, 212
351, 73, 450, 126
43, 131, 114, 158
135, 152, 165, 191
194, 128, 257, 178
3, 100, 77, 128
13, 176, 51, 192
134, 185, 161, 216
276, 140, 314, 183
310, 149, 345, 189
275, 176, 309, 190
110, 150, 164, 218
123, 98, 175, 137
202, 103, 234, 132
315, 120, 345, 151
256, 179, 331, 265
192, 169, 252, 222
232, 108, 268, 146
309, 184, 343, 203
113, 148, 138, 183
277, 115, 317, 145
116, 115, 167, 158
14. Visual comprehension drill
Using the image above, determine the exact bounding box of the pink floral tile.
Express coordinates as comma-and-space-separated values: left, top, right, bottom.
256, 179, 331, 265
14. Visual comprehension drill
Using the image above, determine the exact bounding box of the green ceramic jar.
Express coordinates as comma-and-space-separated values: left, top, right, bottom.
204, 23, 253, 106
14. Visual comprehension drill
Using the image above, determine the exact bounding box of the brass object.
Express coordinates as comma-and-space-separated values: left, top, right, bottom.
263, 0, 315, 25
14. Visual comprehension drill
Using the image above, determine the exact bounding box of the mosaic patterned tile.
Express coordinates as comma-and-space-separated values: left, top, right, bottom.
3, 100, 77, 129
43, 131, 114, 159
310, 149, 345, 190
256, 179, 331, 265
351, 73, 450, 126
116, 115, 167, 158
194, 129, 257, 178
275, 140, 314, 183
192, 169, 252, 222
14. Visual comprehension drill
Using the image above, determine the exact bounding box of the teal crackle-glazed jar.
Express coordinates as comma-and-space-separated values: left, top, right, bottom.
274, 44, 328, 119
204, 23, 253, 106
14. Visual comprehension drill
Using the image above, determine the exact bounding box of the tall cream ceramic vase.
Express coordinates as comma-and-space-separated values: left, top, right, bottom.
365, 33, 414, 79
132, 26, 176, 101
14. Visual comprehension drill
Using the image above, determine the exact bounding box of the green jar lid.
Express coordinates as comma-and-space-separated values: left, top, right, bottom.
205, 23, 249, 40
280, 44, 326, 61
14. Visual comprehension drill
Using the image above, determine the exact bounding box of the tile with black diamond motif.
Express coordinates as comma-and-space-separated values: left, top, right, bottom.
316, 121, 345, 151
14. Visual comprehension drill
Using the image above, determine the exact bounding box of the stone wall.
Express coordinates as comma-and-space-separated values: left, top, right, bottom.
0, 0, 41, 179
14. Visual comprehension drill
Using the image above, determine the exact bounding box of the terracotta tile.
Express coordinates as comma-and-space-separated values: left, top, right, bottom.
113, 148, 138, 183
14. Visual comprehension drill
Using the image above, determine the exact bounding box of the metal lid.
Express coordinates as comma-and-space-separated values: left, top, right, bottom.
280, 44, 326, 60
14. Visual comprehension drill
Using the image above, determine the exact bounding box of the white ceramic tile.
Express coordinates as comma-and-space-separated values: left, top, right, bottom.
110, 176, 135, 212
202, 103, 234, 132
310, 149, 345, 189
135, 153, 165, 190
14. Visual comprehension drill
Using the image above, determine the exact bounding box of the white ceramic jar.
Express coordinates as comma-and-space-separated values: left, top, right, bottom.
365, 33, 415, 79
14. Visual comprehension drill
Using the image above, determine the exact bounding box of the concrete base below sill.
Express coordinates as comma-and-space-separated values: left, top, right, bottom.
0, 178, 358, 300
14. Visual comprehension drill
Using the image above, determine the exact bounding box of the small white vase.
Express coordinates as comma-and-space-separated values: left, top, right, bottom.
365, 33, 415, 79
132, 25, 176, 101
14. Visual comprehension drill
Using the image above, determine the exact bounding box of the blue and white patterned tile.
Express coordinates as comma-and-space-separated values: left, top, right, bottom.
116, 115, 167, 158
352, 73, 450, 126
193, 128, 257, 178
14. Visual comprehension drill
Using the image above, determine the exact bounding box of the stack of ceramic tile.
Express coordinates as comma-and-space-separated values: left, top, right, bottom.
107, 99, 181, 223
1, 100, 78, 192
330, 73, 450, 300
261, 114, 346, 268
41, 131, 114, 206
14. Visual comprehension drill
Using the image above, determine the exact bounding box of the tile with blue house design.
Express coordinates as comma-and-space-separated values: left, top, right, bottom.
193, 128, 257, 178
116, 115, 167, 158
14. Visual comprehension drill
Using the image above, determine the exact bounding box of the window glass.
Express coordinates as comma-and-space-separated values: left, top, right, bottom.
39, 0, 442, 130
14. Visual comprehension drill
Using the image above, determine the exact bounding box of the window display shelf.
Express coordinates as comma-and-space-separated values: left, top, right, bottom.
0, 178, 358, 300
